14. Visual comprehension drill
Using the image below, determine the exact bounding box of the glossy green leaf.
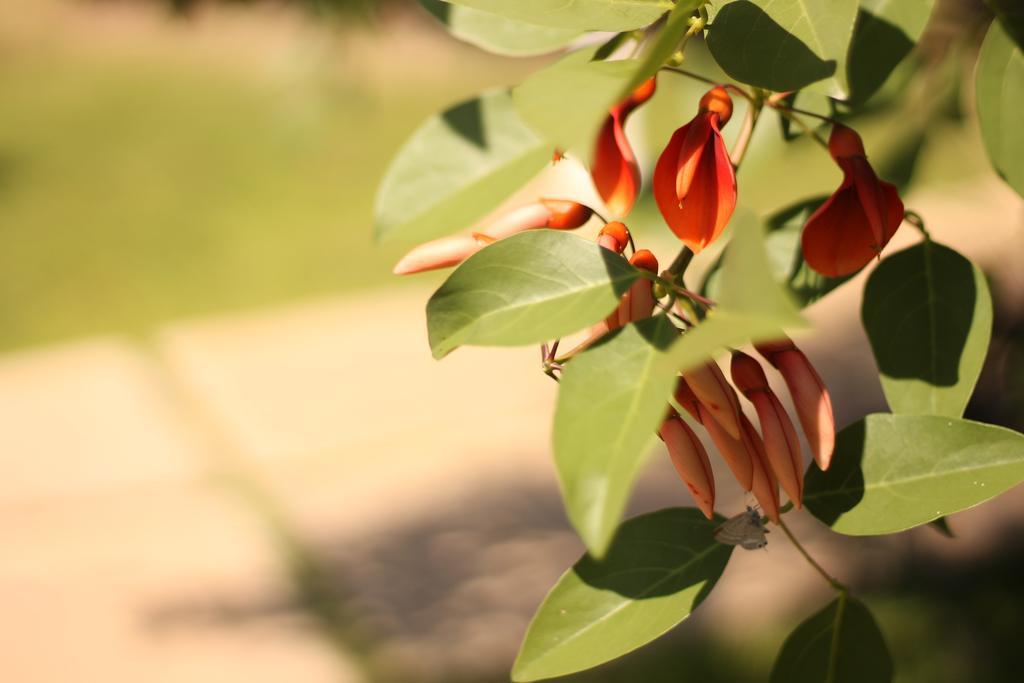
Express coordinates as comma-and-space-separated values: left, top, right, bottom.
419, 1, 581, 56
862, 241, 992, 417
771, 596, 893, 683
846, 0, 935, 105
513, 48, 640, 159
976, 20, 1024, 199
987, 0, 1024, 51
805, 414, 1024, 535
512, 508, 732, 681
374, 90, 550, 244
442, 0, 672, 31
703, 198, 851, 309
620, 1, 705, 96
706, 0, 859, 97
426, 230, 638, 358
553, 317, 681, 557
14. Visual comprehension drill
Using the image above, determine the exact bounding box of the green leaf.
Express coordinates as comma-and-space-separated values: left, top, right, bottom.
553, 317, 681, 557
706, 0, 860, 97
770, 596, 893, 683
374, 90, 550, 244
441, 0, 673, 31
703, 198, 851, 309
987, 0, 1024, 51
846, 0, 935, 105
426, 230, 638, 358
512, 508, 732, 681
976, 20, 1024, 199
701, 207, 804, 325
804, 414, 1024, 535
419, 1, 582, 57
862, 241, 992, 417
620, 1, 705, 96
668, 207, 806, 372
513, 48, 641, 159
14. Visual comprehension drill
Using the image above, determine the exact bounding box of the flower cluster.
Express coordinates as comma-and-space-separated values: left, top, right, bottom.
391, 77, 907, 517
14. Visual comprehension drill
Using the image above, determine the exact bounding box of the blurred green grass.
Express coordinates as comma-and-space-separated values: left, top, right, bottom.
0, 15, 523, 350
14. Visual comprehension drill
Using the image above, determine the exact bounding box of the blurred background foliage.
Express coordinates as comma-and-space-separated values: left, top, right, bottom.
1, 1, 1022, 682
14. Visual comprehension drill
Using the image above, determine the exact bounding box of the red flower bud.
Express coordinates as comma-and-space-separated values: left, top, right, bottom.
539, 199, 594, 230
756, 337, 835, 471
592, 77, 657, 218
801, 124, 904, 277
731, 352, 804, 507
682, 361, 743, 440
597, 221, 631, 254
654, 87, 737, 253
660, 414, 715, 519
618, 249, 659, 326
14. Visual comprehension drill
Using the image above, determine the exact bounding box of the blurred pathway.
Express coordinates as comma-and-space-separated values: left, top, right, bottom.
0, 178, 1022, 682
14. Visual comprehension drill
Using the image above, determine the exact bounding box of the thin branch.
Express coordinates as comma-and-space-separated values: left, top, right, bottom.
777, 517, 847, 592
903, 209, 931, 240
769, 104, 830, 150
730, 97, 762, 168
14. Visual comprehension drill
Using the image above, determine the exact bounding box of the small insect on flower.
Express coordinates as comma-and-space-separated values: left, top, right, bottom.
713, 506, 769, 550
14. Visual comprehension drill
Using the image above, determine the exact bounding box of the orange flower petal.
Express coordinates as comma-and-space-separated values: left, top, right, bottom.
592, 112, 640, 218
655, 117, 736, 252
801, 184, 879, 277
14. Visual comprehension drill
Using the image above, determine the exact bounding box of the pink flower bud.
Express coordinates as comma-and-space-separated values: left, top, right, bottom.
659, 414, 715, 519
681, 361, 742, 440
392, 233, 491, 275
742, 414, 780, 524
731, 352, 804, 507
674, 378, 753, 491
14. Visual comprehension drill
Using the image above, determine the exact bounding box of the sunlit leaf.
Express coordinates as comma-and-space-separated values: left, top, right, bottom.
987, 0, 1024, 51
512, 508, 731, 681
706, 0, 859, 97
771, 596, 893, 683
619, 1, 705, 96
862, 241, 992, 418
441, 0, 673, 31
553, 317, 680, 557
702, 199, 851, 309
375, 90, 550, 243
419, 0, 581, 56
513, 47, 640, 160
805, 414, 1024, 535
976, 20, 1024, 199
426, 230, 638, 358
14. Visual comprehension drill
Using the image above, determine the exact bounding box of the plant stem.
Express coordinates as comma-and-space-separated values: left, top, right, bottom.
777, 517, 847, 592
730, 94, 762, 168
666, 246, 694, 278
904, 209, 931, 240
660, 67, 755, 104
769, 104, 830, 150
